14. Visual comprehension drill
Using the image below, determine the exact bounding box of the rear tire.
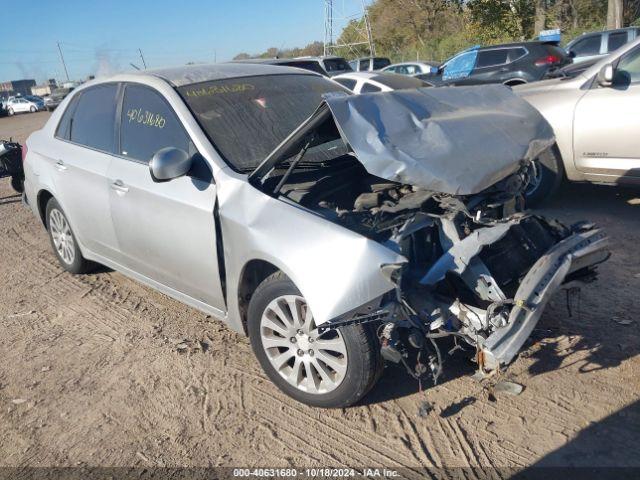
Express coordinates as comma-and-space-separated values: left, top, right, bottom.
248, 271, 382, 408
524, 146, 564, 207
45, 198, 95, 274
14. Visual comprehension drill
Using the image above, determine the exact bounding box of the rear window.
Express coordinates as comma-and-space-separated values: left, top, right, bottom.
476, 49, 509, 68
178, 74, 346, 172
67, 84, 118, 152
373, 58, 391, 69
324, 58, 352, 73
280, 61, 327, 75
571, 35, 601, 56
608, 32, 627, 52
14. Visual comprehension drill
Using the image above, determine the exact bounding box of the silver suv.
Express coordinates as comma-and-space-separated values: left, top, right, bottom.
23, 64, 608, 407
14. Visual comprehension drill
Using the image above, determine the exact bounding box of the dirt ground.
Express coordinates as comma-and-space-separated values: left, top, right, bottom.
0, 111, 639, 476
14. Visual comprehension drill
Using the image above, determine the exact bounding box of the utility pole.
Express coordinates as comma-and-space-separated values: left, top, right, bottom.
324, 0, 333, 56
361, 0, 375, 56
138, 48, 147, 69
57, 42, 70, 82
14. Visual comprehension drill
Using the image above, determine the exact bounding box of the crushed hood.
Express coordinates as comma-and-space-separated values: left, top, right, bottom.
252, 84, 555, 196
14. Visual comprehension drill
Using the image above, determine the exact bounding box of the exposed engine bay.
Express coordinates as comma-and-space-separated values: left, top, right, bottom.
251, 85, 610, 385
259, 153, 608, 384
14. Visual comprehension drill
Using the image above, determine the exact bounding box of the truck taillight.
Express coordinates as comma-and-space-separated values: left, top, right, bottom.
535, 55, 561, 66
21, 144, 27, 163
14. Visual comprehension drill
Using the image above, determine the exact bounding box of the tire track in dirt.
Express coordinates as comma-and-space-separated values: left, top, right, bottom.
247, 383, 428, 476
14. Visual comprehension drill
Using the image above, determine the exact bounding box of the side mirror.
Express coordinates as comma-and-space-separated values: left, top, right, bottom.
597, 63, 614, 87
567, 50, 576, 59
149, 147, 192, 182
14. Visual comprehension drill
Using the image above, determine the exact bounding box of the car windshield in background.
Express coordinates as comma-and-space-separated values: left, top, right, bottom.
372, 74, 428, 90
323, 58, 352, 72
178, 74, 346, 172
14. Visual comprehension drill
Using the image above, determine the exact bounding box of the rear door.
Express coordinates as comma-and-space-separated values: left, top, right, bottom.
107, 82, 225, 310
573, 45, 640, 179
49, 84, 120, 258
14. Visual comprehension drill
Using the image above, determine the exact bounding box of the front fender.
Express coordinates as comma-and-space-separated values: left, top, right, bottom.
217, 174, 405, 333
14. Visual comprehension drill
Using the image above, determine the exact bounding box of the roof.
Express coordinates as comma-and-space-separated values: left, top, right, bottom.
130, 63, 317, 87
232, 56, 343, 65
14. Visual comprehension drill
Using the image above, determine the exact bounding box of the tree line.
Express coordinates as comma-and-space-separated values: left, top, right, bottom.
234, 0, 640, 63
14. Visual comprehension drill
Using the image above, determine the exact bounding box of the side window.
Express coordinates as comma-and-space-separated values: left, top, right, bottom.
476, 49, 509, 68
359, 59, 368, 71
507, 47, 527, 62
55, 94, 80, 140
69, 84, 118, 152
571, 35, 601, 57
120, 84, 191, 163
442, 50, 478, 81
360, 82, 382, 93
385, 66, 396, 73
608, 32, 627, 52
334, 78, 357, 91
614, 47, 640, 85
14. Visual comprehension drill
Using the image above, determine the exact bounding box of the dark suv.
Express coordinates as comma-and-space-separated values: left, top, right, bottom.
418, 42, 570, 86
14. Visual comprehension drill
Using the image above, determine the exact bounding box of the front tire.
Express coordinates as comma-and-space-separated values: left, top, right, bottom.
524, 146, 564, 207
248, 271, 382, 408
45, 198, 94, 274
7, 107, 14, 116
29, 106, 36, 113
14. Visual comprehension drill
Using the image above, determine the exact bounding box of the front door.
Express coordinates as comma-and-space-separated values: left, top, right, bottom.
574, 45, 640, 179
107, 83, 225, 311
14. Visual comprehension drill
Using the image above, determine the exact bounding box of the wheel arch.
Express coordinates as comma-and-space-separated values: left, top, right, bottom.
503, 78, 527, 86
236, 259, 282, 335
36, 189, 54, 227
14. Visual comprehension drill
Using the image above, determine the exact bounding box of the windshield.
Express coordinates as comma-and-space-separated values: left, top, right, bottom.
178, 74, 347, 172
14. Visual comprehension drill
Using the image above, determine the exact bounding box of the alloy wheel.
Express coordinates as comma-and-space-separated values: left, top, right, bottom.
260, 294, 348, 394
49, 208, 76, 265
525, 160, 543, 196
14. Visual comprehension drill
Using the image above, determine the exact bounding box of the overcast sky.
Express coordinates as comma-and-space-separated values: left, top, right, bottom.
1, 0, 368, 84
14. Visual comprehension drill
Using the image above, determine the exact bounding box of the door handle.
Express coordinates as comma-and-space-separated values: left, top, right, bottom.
110, 179, 129, 193
55, 160, 67, 171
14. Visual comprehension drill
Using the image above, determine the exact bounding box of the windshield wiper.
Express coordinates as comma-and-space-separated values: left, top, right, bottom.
273, 135, 314, 195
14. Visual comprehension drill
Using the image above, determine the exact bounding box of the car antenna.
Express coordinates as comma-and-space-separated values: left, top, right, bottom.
273, 135, 315, 195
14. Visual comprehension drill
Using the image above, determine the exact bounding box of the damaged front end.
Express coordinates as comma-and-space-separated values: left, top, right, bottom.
250, 85, 609, 383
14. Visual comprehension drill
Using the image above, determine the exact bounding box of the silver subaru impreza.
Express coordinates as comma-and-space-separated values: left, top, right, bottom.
23, 64, 608, 407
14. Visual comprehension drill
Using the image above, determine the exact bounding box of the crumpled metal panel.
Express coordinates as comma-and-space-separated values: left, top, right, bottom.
324, 85, 555, 195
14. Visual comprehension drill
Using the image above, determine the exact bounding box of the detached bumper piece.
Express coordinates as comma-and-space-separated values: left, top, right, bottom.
480, 227, 608, 370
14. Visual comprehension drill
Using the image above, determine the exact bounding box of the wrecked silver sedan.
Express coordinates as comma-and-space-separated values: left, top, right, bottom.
23, 65, 608, 407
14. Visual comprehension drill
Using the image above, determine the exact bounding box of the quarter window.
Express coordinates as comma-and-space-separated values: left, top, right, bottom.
360, 82, 382, 93
55, 95, 80, 140
69, 84, 118, 152
120, 84, 191, 163
334, 78, 357, 91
